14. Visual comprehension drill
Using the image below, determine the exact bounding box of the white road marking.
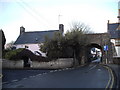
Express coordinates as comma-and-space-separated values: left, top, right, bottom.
98, 69, 101, 71
29, 76, 34, 78
11, 79, 18, 82
54, 70, 57, 72
36, 74, 42, 76
15, 84, 24, 88
50, 70, 54, 73
22, 78, 27, 80
89, 65, 97, 70
66, 68, 69, 70
58, 69, 62, 71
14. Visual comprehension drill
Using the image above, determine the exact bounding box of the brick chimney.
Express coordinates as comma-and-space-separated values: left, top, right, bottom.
20, 26, 25, 35
59, 24, 64, 34
107, 20, 110, 33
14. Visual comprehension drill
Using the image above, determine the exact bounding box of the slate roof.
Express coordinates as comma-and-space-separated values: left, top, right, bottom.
108, 23, 120, 39
14, 30, 59, 45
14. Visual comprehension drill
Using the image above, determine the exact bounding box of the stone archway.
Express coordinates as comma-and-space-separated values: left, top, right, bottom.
83, 33, 114, 64
85, 43, 103, 63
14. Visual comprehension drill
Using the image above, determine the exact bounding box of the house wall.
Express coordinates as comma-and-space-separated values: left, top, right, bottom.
115, 46, 120, 57
15, 43, 46, 57
111, 39, 115, 44
111, 39, 120, 57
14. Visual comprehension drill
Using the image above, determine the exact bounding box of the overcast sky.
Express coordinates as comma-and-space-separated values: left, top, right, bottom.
0, 0, 119, 43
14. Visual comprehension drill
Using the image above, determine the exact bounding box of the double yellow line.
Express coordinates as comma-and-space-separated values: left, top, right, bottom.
0, 74, 2, 78
103, 66, 115, 90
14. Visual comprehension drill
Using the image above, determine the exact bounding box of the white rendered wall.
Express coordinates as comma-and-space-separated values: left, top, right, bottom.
115, 46, 120, 57
111, 39, 115, 45
111, 39, 120, 57
15, 44, 46, 57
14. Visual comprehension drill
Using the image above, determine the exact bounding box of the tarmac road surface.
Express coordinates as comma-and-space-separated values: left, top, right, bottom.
2, 63, 116, 88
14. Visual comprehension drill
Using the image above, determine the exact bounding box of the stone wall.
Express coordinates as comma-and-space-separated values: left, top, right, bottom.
2, 58, 74, 69
32, 58, 73, 69
86, 33, 113, 64
2, 59, 23, 69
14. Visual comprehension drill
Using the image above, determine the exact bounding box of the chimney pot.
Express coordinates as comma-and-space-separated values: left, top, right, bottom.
20, 26, 25, 35
59, 24, 64, 34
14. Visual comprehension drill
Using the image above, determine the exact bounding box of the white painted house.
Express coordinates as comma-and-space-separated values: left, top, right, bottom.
14, 24, 64, 57
108, 22, 120, 57
107, 2, 120, 57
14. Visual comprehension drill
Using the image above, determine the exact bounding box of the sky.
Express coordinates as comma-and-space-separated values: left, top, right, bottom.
0, 0, 119, 43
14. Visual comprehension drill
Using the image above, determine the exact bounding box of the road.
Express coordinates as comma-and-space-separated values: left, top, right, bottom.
2, 69, 51, 84
2, 63, 115, 88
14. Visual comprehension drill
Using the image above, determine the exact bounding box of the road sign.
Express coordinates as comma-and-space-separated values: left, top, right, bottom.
104, 45, 108, 51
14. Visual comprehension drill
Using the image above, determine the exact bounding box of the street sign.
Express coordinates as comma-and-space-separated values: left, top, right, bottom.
104, 45, 108, 51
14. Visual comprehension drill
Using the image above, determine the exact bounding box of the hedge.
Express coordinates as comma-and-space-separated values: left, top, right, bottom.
4, 48, 49, 62
5, 48, 24, 60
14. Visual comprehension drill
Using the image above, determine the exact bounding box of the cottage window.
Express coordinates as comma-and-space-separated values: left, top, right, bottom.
25, 45, 29, 48
35, 38, 38, 41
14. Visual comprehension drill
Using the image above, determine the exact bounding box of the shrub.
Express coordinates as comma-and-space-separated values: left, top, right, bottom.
5, 48, 49, 62
17, 49, 50, 62
5, 48, 24, 60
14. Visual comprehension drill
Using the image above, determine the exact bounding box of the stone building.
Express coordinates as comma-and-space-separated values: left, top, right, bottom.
107, 1, 120, 57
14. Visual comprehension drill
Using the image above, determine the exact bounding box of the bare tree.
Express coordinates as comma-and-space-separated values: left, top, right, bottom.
5, 41, 15, 50
69, 21, 93, 34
